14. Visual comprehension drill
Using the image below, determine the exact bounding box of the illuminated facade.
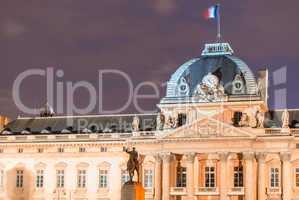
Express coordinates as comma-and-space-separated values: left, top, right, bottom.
1, 42, 299, 200
0, 116, 9, 131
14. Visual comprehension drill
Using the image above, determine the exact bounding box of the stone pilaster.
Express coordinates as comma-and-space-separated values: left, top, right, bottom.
161, 153, 172, 200
243, 152, 255, 200
154, 154, 162, 200
256, 153, 267, 200
280, 152, 292, 200
185, 153, 196, 198
138, 155, 145, 183
219, 152, 229, 200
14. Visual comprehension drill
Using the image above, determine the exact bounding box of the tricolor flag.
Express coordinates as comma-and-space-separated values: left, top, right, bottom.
203, 5, 219, 20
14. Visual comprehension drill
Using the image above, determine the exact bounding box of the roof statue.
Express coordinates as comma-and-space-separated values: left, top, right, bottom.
281, 109, 290, 129
132, 116, 140, 132
40, 102, 55, 117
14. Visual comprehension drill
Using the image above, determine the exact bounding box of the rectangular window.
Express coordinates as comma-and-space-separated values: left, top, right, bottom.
79, 147, 86, 153
56, 170, 65, 188
0, 170, 3, 187
77, 170, 87, 188
100, 147, 107, 152
58, 148, 64, 153
144, 169, 153, 188
296, 168, 299, 187
121, 170, 130, 185
296, 143, 299, 149
205, 166, 215, 188
234, 166, 243, 187
270, 168, 279, 188
18, 148, 23, 153
36, 170, 44, 188
176, 167, 187, 187
16, 170, 24, 188
99, 170, 108, 188
37, 148, 43, 153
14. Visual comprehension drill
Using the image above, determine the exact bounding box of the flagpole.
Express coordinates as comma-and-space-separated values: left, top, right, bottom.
217, 3, 221, 42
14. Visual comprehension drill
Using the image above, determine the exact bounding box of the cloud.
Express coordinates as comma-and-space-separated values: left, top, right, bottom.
1, 19, 26, 37
0, 89, 18, 118
151, 0, 177, 16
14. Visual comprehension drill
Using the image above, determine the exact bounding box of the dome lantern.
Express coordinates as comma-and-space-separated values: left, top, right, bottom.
201, 42, 234, 56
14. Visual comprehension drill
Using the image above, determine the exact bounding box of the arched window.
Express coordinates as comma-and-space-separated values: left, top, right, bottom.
76, 162, 89, 189
34, 162, 46, 189
16, 170, 24, 188
98, 162, 111, 189
55, 162, 67, 188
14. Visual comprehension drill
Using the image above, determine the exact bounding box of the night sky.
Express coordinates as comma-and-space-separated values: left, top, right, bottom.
1, 0, 299, 118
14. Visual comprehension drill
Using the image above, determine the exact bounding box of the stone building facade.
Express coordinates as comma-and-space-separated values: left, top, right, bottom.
0, 43, 299, 200
0, 116, 9, 131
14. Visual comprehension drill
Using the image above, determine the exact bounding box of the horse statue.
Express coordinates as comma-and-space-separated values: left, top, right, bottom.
124, 147, 140, 183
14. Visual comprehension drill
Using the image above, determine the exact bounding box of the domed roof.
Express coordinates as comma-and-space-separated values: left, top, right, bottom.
162, 43, 258, 103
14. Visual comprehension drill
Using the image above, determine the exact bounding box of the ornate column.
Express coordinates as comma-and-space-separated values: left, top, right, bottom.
219, 152, 229, 200
256, 153, 267, 200
280, 152, 292, 200
154, 154, 162, 200
243, 152, 255, 200
185, 153, 196, 198
161, 153, 172, 200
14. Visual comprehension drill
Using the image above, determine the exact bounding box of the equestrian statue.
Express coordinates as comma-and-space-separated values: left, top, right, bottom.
124, 147, 140, 183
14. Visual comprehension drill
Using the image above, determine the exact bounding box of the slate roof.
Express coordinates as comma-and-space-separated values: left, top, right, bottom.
1, 114, 157, 135
2, 109, 299, 135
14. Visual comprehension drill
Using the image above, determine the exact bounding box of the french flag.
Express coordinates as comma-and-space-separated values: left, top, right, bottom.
203, 5, 219, 20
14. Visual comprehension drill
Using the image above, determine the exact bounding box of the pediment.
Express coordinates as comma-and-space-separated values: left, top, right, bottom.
162, 117, 256, 139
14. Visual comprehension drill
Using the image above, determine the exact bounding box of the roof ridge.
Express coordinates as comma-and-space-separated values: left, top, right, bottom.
16, 113, 157, 120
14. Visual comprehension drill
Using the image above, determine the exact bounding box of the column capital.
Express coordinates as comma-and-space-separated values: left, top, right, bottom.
161, 152, 173, 163
154, 154, 162, 164
218, 152, 230, 161
280, 152, 291, 162
256, 152, 267, 162
243, 152, 255, 160
138, 154, 146, 164
185, 152, 196, 163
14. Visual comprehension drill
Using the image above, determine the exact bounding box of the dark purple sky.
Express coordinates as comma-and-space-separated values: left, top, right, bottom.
1, 0, 299, 118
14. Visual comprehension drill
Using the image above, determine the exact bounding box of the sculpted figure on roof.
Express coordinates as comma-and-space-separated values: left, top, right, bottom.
132, 116, 140, 132
193, 73, 225, 102
256, 111, 265, 128
156, 112, 165, 130
282, 109, 289, 129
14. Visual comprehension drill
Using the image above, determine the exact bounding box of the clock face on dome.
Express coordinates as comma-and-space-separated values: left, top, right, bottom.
202, 73, 219, 88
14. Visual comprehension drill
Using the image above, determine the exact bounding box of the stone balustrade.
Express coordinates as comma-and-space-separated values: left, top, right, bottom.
194, 187, 219, 196
0, 131, 158, 143
228, 187, 245, 195
170, 187, 187, 195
